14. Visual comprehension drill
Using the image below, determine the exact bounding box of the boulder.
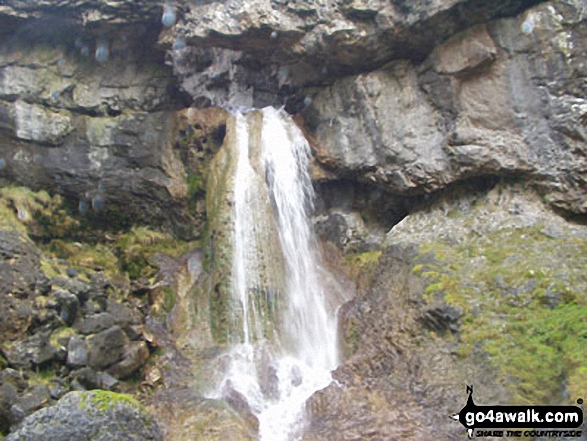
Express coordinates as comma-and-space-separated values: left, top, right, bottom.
54, 290, 79, 327
9, 385, 50, 425
0, 383, 17, 433
75, 313, 117, 335
86, 326, 128, 370
4, 332, 57, 369
51, 278, 91, 305
106, 341, 150, 380
69, 367, 99, 390
221, 381, 260, 434
66, 336, 88, 368
5, 391, 163, 441
106, 298, 143, 329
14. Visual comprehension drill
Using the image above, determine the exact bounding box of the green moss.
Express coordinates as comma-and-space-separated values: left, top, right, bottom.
338, 249, 384, 356
48, 241, 120, 278
421, 271, 440, 279
115, 226, 198, 280
346, 249, 382, 266
414, 225, 587, 404
117, 226, 169, 247
27, 366, 57, 386
344, 250, 382, 282
163, 286, 176, 313
49, 327, 77, 349
0, 186, 81, 239
342, 317, 361, 358
424, 282, 443, 295
187, 172, 204, 204
152, 347, 165, 357
81, 391, 144, 413
40, 257, 61, 279
483, 303, 587, 404
205, 144, 237, 345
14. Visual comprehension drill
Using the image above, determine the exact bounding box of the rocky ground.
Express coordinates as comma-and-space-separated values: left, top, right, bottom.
0, 186, 202, 438
0, 0, 586, 439
310, 182, 587, 440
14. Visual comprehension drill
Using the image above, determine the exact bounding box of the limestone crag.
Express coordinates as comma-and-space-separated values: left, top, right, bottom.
0, 0, 162, 24
172, 0, 543, 107
0, 16, 203, 238
1, 0, 585, 229
304, 1, 587, 215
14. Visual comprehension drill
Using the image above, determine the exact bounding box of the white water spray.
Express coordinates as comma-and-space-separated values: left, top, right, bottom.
218, 107, 340, 440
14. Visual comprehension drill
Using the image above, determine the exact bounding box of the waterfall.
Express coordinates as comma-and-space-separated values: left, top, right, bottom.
216, 107, 340, 440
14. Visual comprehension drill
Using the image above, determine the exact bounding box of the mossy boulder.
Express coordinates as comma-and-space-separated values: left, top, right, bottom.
5, 391, 162, 441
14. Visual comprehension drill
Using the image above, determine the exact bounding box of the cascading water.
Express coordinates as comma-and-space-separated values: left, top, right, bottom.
216, 106, 340, 440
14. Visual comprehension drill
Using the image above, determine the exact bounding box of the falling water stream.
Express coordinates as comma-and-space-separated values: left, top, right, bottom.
216, 106, 340, 440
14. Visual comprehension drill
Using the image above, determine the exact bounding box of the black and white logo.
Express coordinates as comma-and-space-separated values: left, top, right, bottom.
451, 386, 584, 438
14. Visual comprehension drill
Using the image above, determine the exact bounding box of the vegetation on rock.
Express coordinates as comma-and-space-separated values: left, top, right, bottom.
414, 220, 587, 404
80, 390, 144, 413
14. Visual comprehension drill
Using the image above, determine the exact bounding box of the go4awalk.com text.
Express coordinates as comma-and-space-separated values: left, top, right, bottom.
452, 386, 584, 438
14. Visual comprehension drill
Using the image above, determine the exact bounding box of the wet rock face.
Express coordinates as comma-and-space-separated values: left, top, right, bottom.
0, 1, 162, 24
303, 1, 587, 214
151, 393, 258, 441
305, 242, 479, 440
0, 18, 202, 238
306, 60, 451, 191
0, 0, 584, 229
313, 179, 418, 253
